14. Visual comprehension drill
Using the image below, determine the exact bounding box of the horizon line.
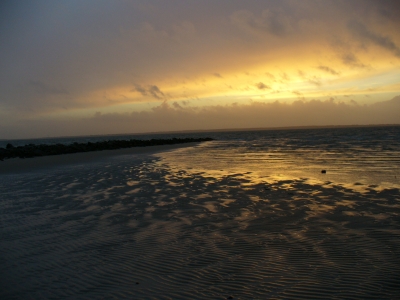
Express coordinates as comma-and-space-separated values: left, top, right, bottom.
1, 123, 400, 141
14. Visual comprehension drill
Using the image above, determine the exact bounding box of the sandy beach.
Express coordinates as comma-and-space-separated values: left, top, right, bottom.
0, 142, 199, 175
1, 139, 400, 299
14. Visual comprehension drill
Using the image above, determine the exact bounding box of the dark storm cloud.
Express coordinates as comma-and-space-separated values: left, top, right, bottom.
341, 53, 367, 69
133, 85, 148, 97
148, 85, 165, 100
348, 20, 400, 58
317, 66, 339, 76
133, 84, 166, 100
256, 82, 270, 90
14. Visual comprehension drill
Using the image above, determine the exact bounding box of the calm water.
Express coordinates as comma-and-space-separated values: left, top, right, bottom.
157, 126, 400, 190
1, 126, 400, 299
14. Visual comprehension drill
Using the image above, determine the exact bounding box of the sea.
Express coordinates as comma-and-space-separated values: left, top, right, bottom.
1, 125, 400, 299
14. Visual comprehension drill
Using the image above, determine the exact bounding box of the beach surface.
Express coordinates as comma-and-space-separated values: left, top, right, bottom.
1, 139, 400, 299
0, 143, 199, 175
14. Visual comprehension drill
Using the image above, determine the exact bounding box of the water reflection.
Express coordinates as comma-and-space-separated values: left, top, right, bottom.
156, 138, 400, 191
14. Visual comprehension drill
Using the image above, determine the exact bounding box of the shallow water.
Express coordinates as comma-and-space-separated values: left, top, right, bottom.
1, 126, 400, 299
158, 126, 400, 190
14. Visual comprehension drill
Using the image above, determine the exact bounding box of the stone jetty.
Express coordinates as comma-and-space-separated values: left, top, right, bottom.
0, 137, 213, 161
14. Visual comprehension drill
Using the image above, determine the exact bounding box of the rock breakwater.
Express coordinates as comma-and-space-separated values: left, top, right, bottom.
0, 137, 213, 161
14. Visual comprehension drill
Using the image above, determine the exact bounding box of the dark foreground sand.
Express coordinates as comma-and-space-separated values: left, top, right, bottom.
0, 143, 198, 175
1, 142, 400, 299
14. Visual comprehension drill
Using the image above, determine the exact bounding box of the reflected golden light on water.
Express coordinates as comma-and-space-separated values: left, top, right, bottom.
155, 133, 400, 193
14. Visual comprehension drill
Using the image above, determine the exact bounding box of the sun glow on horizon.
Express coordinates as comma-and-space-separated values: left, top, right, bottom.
1, 0, 399, 138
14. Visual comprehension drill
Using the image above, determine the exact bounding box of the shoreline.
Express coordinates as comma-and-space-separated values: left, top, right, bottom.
0, 142, 199, 175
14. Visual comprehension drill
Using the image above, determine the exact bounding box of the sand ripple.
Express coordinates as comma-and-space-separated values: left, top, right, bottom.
1, 155, 400, 299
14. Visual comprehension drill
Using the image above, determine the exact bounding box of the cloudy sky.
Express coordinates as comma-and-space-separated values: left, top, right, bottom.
1, 0, 400, 139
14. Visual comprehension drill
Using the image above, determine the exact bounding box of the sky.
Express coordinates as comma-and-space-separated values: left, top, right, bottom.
1, 0, 400, 139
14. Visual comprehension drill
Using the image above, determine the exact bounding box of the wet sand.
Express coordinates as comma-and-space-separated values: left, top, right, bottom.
0, 143, 199, 175
1, 145, 400, 299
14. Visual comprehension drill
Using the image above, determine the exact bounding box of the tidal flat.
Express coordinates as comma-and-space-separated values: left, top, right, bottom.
1, 127, 400, 299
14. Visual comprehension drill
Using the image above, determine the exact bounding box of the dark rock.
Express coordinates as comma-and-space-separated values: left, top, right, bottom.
321, 170, 326, 174
0, 137, 214, 161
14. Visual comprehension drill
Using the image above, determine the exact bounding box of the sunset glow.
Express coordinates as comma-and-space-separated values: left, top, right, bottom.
0, 0, 399, 138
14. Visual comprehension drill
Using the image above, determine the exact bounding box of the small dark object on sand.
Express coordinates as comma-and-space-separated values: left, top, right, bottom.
227, 297, 233, 299
321, 170, 326, 174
